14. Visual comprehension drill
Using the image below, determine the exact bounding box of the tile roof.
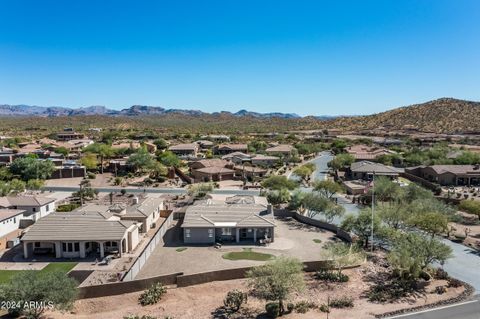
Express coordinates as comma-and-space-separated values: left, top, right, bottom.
4, 196, 55, 207
350, 161, 403, 175
21, 211, 134, 242
0, 209, 26, 222
182, 196, 274, 228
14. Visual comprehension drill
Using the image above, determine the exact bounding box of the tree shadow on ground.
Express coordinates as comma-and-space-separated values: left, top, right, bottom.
276, 216, 328, 233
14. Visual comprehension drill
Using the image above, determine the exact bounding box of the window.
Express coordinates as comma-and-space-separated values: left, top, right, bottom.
185, 229, 191, 238
208, 229, 214, 238
221, 228, 232, 236
34, 242, 40, 248
46, 204, 50, 211
67, 243, 73, 252
33, 208, 37, 212
74, 243, 80, 252
62, 243, 67, 251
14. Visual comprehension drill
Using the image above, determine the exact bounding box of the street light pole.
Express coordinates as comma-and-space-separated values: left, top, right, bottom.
371, 171, 375, 253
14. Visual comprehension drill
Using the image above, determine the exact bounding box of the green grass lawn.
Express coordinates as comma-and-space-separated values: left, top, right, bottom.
0, 262, 77, 284
222, 248, 275, 261
313, 239, 322, 244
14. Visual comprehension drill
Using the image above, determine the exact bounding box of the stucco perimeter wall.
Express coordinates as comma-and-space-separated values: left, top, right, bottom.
274, 209, 352, 243
78, 272, 183, 299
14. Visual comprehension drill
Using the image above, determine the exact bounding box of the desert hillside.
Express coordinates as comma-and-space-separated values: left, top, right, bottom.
328, 98, 480, 134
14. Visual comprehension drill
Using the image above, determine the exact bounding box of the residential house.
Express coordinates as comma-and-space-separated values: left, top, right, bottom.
234, 165, 268, 180
346, 144, 396, 161
215, 144, 248, 155
222, 152, 251, 164
348, 161, 404, 180
0, 196, 55, 223
181, 195, 275, 244
265, 144, 295, 156
56, 132, 85, 141
120, 197, 164, 232
22, 210, 139, 259
50, 160, 86, 179
189, 159, 235, 182
169, 143, 199, 157
251, 154, 280, 167
195, 140, 215, 150
405, 165, 480, 186
0, 209, 26, 250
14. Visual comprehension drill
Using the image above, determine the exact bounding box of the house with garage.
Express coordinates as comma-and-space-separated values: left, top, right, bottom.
0, 209, 26, 250
21, 210, 139, 259
405, 165, 480, 186
0, 196, 55, 222
214, 144, 248, 155
181, 195, 275, 244
347, 161, 404, 180
265, 144, 295, 156
168, 143, 199, 158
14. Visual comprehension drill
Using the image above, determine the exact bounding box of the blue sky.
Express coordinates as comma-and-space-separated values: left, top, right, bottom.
0, 0, 479, 116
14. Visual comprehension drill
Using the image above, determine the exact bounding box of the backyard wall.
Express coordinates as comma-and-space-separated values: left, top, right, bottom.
122, 211, 175, 281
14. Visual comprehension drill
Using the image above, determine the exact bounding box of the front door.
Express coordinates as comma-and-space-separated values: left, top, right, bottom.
240, 228, 247, 239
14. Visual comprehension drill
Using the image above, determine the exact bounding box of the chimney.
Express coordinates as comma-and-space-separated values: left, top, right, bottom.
267, 204, 274, 215
132, 196, 139, 204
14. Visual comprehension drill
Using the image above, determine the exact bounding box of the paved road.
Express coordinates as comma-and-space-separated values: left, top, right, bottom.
308, 152, 480, 318
43, 185, 260, 196
387, 297, 480, 319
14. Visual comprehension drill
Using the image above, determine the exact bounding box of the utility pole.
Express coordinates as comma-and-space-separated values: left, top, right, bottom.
371, 171, 375, 253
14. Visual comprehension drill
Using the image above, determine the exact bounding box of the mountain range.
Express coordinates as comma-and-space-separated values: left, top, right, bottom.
0, 104, 302, 119
0, 98, 479, 134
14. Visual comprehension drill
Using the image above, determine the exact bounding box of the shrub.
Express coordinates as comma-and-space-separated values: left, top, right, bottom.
286, 302, 294, 313
329, 296, 354, 308
435, 286, 447, 294
434, 268, 449, 280
315, 269, 349, 282
319, 304, 330, 313
87, 172, 96, 179
458, 200, 480, 217
294, 300, 316, 313
121, 189, 127, 195
223, 289, 247, 312
139, 283, 167, 306
56, 203, 80, 212
447, 278, 463, 288
367, 280, 416, 303
265, 302, 280, 318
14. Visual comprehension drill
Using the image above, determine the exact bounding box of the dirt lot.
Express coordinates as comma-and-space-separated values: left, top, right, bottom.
48, 264, 465, 319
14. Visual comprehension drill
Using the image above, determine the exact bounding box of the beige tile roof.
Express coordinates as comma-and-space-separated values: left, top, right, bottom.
21, 211, 133, 242
5, 196, 55, 207
182, 198, 274, 228
0, 209, 26, 222
265, 144, 294, 153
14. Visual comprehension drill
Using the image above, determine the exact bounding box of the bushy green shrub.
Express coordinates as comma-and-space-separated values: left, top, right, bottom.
223, 289, 247, 312
294, 300, 316, 313
315, 269, 349, 282
265, 302, 280, 318
458, 200, 480, 217
87, 172, 96, 179
56, 203, 80, 212
139, 283, 167, 306
329, 296, 354, 308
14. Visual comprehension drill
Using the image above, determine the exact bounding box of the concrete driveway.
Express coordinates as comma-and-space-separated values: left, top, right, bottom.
135, 216, 337, 279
